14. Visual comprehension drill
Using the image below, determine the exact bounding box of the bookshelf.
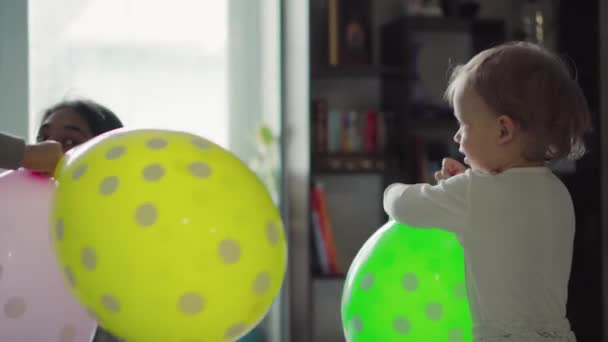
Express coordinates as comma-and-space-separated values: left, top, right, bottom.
285, 1, 605, 341
310, 66, 410, 79
305, 1, 506, 340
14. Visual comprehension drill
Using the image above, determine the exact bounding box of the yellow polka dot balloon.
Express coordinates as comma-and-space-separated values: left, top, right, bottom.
51, 128, 287, 342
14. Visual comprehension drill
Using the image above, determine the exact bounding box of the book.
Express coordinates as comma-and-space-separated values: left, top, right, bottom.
349, 110, 362, 152
364, 111, 378, 153
377, 111, 387, 152
328, 109, 342, 153
316, 107, 390, 155
311, 204, 330, 274
340, 111, 352, 152
311, 182, 340, 274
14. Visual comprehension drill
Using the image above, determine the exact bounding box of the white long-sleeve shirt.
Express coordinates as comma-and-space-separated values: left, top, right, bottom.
383, 167, 576, 341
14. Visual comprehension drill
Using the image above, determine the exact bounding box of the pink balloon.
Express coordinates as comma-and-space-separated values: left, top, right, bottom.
0, 169, 96, 342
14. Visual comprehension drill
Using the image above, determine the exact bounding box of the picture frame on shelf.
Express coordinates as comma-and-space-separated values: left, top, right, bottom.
327, 0, 373, 66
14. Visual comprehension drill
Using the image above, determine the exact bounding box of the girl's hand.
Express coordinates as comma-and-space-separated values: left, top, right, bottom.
21, 140, 63, 174
434, 158, 467, 181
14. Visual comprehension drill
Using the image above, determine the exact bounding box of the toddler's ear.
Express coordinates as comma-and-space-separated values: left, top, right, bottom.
497, 115, 516, 144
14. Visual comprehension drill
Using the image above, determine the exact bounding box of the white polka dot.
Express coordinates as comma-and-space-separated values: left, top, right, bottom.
426, 302, 443, 321
266, 222, 279, 245
402, 273, 418, 292
454, 282, 466, 299
72, 164, 87, 180
218, 239, 241, 264
142, 164, 165, 182
188, 162, 211, 178
99, 176, 119, 195
191, 138, 212, 150
449, 328, 464, 342
85, 308, 98, 320
65, 268, 76, 287
106, 146, 126, 160
393, 316, 411, 334
224, 322, 248, 339
81, 247, 97, 270
351, 316, 363, 332
135, 203, 158, 227
147, 138, 168, 150
360, 274, 374, 291
253, 272, 271, 295
60, 324, 77, 342
178, 293, 204, 315
4, 297, 26, 318
56, 219, 65, 240
102, 294, 121, 313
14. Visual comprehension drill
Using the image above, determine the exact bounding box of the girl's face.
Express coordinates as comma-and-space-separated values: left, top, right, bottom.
37, 108, 94, 152
452, 85, 503, 172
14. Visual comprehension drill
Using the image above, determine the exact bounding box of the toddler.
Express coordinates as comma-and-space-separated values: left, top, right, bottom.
384, 42, 591, 341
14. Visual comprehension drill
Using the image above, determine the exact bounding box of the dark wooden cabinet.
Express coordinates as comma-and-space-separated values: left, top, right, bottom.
285, 1, 605, 340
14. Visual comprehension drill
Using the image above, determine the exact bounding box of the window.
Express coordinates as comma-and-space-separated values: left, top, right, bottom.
29, 0, 228, 146
29, 0, 284, 340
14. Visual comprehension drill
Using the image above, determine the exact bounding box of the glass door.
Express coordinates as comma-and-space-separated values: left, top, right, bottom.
29, 0, 285, 340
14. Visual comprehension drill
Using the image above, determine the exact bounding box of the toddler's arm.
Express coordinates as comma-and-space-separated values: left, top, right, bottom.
383, 171, 470, 233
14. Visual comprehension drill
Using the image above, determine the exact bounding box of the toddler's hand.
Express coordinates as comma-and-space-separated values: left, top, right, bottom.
434, 158, 467, 181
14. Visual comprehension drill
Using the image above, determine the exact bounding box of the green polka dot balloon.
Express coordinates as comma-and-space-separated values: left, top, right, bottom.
341, 221, 472, 341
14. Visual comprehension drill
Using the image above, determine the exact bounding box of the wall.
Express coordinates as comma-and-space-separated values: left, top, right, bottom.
0, 1, 29, 140
284, 0, 311, 341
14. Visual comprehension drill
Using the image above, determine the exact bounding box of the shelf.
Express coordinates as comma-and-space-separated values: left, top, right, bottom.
312, 153, 398, 174
311, 65, 410, 79
313, 273, 346, 281
405, 16, 471, 31
393, 16, 505, 32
